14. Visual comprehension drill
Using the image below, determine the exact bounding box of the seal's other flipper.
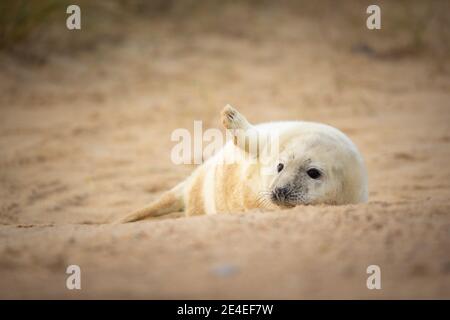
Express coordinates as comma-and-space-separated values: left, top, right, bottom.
114, 182, 185, 223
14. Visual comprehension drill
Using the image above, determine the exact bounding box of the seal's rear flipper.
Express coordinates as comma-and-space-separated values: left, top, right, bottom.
113, 182, 185, 223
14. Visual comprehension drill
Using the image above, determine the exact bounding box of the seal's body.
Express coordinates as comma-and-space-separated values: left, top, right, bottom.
116, 106, 368, 223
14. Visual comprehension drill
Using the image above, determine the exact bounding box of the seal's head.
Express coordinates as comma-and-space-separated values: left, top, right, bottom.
260, 122, 368, 207
220, 105, 368, 208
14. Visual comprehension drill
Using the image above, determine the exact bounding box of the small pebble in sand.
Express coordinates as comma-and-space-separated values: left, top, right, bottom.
212, 264, 239, 277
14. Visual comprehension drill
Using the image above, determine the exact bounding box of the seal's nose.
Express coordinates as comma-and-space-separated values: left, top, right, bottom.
273, 187, 289, 202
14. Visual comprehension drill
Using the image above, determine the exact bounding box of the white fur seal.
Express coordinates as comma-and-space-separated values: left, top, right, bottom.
116, 105, 368, 223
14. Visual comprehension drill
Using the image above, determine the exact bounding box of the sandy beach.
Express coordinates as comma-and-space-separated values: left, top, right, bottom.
0, 1, 449, 298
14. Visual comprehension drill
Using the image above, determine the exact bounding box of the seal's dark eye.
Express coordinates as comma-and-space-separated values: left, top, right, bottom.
307, 168, 321, 179
277, 163, 284, 173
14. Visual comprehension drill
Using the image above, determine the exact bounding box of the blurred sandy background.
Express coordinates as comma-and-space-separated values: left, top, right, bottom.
0, 0, 449, 299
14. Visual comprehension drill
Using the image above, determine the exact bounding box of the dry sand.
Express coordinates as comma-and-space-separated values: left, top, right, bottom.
0, 2, 449, 299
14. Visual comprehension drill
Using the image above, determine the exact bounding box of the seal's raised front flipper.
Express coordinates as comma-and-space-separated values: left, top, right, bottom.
221, 104, 275, 159
221, 104, 260, 156
114, 182, 185, 223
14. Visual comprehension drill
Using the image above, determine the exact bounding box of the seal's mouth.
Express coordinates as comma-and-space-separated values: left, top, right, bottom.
270, 189, 297, 208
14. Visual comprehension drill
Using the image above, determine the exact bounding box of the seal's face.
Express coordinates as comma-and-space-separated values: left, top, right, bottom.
270, 156, 324, 207
261, 126, 367, 207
